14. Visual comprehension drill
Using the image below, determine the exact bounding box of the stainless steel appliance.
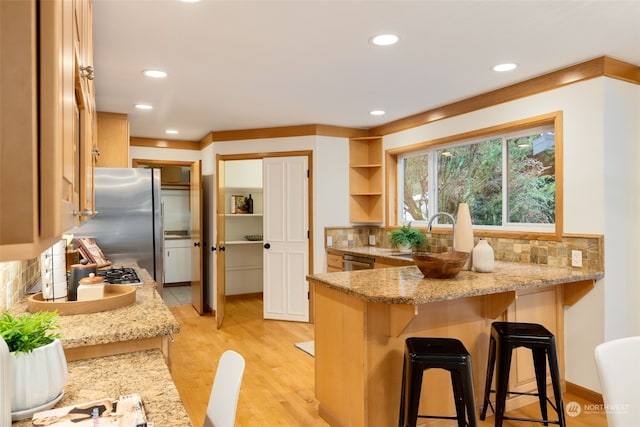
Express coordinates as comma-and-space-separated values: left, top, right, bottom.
97, 267, 143, 285
343, 253, 375, 271
74, 168, 164, 293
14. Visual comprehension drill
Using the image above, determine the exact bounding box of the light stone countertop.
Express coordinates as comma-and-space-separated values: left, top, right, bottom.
10, 263, 179, 348
12, 349, 192, 426
310, 257, 604, 304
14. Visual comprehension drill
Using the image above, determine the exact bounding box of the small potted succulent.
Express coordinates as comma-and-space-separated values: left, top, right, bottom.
388, 223, 426, 252
0, 311, 67, 418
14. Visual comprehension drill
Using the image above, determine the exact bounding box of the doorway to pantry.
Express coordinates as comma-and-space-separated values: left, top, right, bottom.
215, 152, 312, 329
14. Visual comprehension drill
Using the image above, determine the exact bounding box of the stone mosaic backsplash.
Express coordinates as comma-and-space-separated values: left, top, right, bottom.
325, 226, 603, 271
0, 258, 40, 311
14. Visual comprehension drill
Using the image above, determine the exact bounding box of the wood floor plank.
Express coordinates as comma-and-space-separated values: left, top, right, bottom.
168, 297, 606, 427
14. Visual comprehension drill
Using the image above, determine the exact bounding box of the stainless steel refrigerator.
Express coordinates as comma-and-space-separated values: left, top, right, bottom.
74, 168, 164, 293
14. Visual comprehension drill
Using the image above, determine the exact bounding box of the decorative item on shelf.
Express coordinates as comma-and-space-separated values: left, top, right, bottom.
247, 194, 254, 214
388, 223, 426, 253
472, 239, 495, 273
232, 195, 250, 214
0, 311, 67, 421
244, 235, 263, 241
453, 203, 474, 270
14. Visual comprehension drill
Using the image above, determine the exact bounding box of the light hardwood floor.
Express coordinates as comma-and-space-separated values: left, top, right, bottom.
169, 297, 607, 427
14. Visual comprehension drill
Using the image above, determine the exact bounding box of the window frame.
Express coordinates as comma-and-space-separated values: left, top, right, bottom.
386, 111, 563, 241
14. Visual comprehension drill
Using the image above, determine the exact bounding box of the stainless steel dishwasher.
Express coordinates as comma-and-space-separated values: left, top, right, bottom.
343, 253, 375, 270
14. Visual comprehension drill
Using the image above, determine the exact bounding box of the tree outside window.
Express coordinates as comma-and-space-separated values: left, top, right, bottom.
399, 127, 555, 230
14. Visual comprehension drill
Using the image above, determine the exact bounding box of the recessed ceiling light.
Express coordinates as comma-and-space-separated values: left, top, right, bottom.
493, 63, 518, 72
165, 129, 179, 135
143, 70, 167, 78
180, 0, 200, 3
134, 104, 153, 110
369, 110, 386, 116
370, 34, 399, 46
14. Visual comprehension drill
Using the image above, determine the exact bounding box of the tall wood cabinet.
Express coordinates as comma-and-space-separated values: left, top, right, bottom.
349, 136, 383, 223
0, 0, 96, 261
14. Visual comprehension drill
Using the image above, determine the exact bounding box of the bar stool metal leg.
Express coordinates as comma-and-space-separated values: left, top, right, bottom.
480, 334, 496, 420
494, 340, 512, 427
532, 348, 549, 426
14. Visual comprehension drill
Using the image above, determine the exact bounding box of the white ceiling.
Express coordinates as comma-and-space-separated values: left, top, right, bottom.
92, 0, 640, 142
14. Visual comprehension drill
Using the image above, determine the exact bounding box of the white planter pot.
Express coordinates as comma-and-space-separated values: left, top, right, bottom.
10, 339, 67, 416
1, 336, 11, 427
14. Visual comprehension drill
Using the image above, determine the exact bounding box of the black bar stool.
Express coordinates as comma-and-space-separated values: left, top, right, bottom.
399, 337, 477, 427
480, 322, 566, 427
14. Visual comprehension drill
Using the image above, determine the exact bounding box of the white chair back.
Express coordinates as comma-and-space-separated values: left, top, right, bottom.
594, 336, 640, 427
203, 350, 246, 427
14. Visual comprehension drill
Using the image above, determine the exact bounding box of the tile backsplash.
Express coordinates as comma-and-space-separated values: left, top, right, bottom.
325, 226, 603, 271
0, 258, 40, 311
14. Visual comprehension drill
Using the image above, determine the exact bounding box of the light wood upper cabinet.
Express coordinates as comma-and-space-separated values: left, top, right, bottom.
349, 137, 383, 223
0, 0, 96, 261
96, 112, 130, 167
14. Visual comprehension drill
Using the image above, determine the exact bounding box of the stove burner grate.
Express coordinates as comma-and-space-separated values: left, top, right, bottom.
96, 267, 143, 285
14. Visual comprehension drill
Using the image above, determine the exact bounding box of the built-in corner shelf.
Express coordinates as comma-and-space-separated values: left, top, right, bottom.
349, 136, 383, 223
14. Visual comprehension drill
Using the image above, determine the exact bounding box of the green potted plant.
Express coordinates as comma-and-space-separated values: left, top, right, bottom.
388, 223, 426, 252
0, 311, 67, 419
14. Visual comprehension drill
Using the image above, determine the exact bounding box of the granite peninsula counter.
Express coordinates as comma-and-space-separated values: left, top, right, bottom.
308, 261, 603, 427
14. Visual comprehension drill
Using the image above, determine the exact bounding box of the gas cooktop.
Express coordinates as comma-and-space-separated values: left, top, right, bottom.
96, 267, 143, 285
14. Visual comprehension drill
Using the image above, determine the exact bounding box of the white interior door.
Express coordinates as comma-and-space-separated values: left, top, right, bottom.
263, 156, 309, 322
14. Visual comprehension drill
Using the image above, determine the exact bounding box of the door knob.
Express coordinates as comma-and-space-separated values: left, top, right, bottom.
263, 243, 271, 249
194, 242, 200, 247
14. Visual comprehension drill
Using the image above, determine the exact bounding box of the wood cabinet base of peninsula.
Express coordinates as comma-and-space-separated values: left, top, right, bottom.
314, 284, 566, 427
64, 335, 173, 371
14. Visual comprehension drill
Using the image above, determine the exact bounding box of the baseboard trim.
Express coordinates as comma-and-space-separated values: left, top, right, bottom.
226, 292, 264, 301
566, 381, 603, 404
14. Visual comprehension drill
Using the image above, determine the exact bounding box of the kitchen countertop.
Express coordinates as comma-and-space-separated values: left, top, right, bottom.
310, 256, 604, 304
12, 349, 192, 426
10, 263, 179, 349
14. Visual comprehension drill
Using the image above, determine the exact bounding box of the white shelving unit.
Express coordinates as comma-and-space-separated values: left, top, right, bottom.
224, 188, 263, 296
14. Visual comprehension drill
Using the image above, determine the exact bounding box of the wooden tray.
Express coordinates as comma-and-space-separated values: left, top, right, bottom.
27, 285, 136, 315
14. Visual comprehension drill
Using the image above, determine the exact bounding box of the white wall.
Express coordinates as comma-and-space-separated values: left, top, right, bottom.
211, 135, 350, 279
129, 146, 201, 165
385, 76, 640, 392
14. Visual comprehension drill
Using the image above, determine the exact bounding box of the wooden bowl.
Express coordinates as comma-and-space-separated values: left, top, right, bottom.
411, 251, 470, 279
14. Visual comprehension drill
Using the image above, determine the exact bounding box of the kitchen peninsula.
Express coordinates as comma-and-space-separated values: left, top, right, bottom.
308, 261, 603, 427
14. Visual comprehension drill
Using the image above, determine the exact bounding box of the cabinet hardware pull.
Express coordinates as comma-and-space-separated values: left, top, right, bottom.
263, 243, 271, 249
80, 65, 94, 80
73, 208, 97, 217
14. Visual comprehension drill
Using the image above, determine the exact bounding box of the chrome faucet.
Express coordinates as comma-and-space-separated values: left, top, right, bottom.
426, 212, 456, 247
